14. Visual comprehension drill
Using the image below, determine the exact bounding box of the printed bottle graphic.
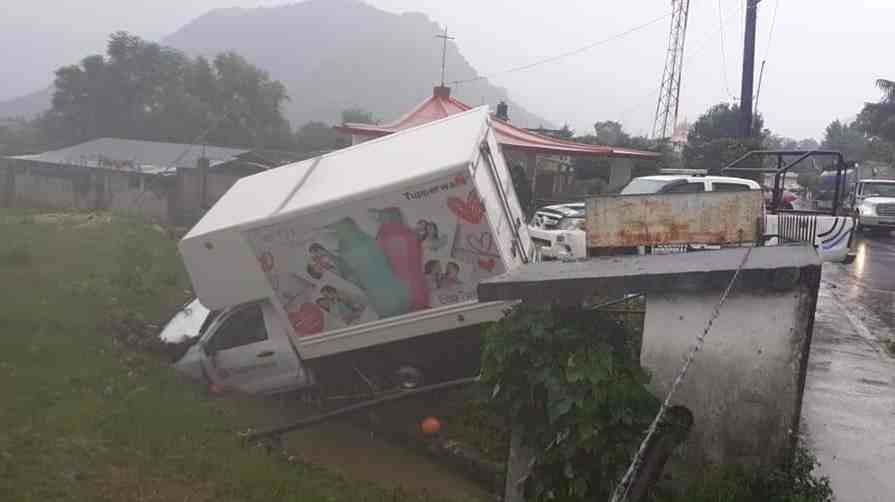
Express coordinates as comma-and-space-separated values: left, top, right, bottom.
372, 207, 429, 311
327, 217, 411, 318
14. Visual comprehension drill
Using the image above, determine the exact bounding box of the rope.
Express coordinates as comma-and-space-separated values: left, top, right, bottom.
609, 245, 753, 502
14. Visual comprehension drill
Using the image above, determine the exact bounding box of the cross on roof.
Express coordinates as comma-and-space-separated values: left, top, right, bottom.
435, 27, 454, 87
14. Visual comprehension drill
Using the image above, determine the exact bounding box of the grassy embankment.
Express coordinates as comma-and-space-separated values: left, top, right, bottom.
0, 210, 449, 502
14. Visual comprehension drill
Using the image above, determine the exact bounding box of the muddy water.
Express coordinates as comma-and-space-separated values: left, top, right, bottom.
233, 395, 493, 502
284, 419, 492, 501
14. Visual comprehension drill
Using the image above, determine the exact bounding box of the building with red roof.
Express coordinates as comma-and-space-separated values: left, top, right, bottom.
337, 86, 659, 202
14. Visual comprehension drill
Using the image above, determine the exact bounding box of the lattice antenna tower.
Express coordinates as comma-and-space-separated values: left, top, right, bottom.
653, 0, 691, 140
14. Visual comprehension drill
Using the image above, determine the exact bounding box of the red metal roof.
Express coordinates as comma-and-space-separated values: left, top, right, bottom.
336, 87, 659, 160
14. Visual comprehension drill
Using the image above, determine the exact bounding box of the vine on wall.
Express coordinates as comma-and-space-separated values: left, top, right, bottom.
479, 305, 660, 501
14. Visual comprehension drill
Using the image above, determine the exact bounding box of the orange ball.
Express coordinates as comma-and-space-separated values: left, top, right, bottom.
420, 416, 441, 435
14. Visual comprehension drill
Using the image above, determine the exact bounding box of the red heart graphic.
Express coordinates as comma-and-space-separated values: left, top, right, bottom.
289, 303, 324, 337
478, 258, 497, 272
447, 191, 485, 224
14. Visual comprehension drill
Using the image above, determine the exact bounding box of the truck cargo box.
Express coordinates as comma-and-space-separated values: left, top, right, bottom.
179, 108, 532, 359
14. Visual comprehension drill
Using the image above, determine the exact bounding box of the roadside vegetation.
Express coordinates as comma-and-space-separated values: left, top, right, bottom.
651, 445, 833, 502
477, 304, 833, 502
882, 337, 895, 358
0, 208, 834, 501
0, 209, 452, 502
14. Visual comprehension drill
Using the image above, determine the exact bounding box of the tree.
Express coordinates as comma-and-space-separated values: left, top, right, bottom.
763, 134, 799, 151
41, 31, 293, 150
798, 138, 821, 151
856, 79, 895, 163
569, 122, 664, 188
341, 108, 376, 125
509, 163, 533, 218
294, 121, 347, 153
204, 51, 293, 149
796, 171, 821, 192
683, 103, 765, 173
0, 120, 46, 156
822, 120, 870, 163
592, 121, 628, 147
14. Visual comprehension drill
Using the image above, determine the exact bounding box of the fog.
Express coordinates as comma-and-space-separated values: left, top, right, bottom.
1, 0, 891, 139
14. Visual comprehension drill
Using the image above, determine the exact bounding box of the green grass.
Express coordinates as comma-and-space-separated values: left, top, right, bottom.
650, 446, 833, 502
0, 209, 449, 502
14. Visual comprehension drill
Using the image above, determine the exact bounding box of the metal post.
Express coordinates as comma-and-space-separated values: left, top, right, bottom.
436, 27, 454, 87
832, 157, 843, 216
739, 0, 760, 137
197, 156, 209, 209
1, 159, 15, 207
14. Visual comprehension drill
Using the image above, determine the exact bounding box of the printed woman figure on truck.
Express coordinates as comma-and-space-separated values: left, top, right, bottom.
306, 242, 360, 287
316, 285, 366, 325
415, 219, 448, 251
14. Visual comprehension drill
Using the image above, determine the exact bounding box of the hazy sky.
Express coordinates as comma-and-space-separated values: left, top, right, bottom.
1, 0, 891, 139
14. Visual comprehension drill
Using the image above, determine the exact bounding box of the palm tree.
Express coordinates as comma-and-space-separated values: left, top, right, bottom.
875, 79, 895, 103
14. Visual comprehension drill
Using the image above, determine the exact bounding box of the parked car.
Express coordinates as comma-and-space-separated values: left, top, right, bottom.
527, 202, 587, 260
527, 175, 760, 260
849, 179, 895, 234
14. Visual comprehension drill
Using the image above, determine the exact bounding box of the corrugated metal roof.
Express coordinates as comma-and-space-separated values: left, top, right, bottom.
8, 137, 250, 172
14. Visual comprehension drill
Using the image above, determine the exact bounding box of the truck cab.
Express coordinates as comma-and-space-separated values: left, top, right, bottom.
850, 179, 895, 234
174, 300, 312, 395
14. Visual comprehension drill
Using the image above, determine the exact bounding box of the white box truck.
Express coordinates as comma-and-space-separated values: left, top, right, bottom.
172, 108, 532, 394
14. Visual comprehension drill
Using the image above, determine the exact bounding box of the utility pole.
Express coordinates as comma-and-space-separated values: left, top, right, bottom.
739, 0, 760, 137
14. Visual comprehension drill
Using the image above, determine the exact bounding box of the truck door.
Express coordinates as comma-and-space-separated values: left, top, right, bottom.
200, 301, 305, 394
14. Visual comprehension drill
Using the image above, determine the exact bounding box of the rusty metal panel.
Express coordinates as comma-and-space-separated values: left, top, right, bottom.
586, 191, 764, 248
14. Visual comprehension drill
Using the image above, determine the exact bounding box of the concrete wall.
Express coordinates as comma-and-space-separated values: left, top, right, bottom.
642, 282, 818, 470
103, 171, 168, 221
1, 159, 243, 226
9, 163, 91, 211
478, 245, 823, 475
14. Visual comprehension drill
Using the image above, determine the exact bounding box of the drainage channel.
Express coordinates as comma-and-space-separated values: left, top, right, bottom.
234, 392, 495, 502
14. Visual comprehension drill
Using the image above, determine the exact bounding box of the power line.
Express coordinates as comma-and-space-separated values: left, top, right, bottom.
717, 0, 735, 99
450, 11, 672, 86
763, 0, 782, 62
127, 111, 231, 212
619, 5, 744, 126
755, 0, 781, 115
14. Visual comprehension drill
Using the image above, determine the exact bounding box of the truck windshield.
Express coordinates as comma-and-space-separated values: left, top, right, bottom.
863, 183, 895, 197
620, 179, 672, 195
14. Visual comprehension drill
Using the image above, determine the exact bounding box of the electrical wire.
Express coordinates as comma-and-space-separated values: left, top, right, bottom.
717, 0, 735, 99
754, 0, 781, 114
618, 5, 744, 125
127, 111, 232, 211
449, 11, 673, 86
762, 0, 782, 62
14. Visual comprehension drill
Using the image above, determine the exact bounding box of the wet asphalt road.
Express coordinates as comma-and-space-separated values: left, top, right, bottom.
802, 231, 895, 502
842, 231, 895, 332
